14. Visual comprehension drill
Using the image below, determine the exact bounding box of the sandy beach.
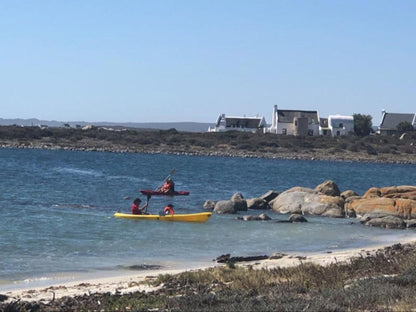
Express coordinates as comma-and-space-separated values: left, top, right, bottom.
4, 236, 416, 305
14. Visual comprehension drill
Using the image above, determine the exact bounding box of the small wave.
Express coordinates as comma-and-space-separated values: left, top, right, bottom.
52, 203, 96, 209
54, 167, 103, 177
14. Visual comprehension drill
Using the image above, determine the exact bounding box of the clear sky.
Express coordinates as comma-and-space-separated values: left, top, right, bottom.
1, 1, 415, 125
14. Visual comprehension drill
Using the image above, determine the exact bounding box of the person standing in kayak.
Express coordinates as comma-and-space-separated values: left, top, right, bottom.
164, 204, 175, 215
131, 197, 149, 215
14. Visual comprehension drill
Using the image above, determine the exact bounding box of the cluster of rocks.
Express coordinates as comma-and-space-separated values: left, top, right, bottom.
203, 181, 416, 229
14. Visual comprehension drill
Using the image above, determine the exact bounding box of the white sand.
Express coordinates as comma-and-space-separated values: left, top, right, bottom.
3, 237, 416, 304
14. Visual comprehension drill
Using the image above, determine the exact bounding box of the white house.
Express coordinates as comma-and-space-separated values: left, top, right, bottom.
323, 115, 354, 136
208, 114, 267, 133
267, 105, 320, 136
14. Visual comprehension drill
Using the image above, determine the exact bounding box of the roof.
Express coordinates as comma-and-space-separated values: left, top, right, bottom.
216, 115, 266, 128
277, 110, 319, 124
379, 113, 415, 130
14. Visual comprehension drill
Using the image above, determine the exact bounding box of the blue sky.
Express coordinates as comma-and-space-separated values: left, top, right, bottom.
1, 1, 415, 125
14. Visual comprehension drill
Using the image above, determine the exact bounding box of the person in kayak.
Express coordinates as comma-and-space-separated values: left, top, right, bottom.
164, 204, 175, 215
131, 197, 149, 215
160, 178, 175, 194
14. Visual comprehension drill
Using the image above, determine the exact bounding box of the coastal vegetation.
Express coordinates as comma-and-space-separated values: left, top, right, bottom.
0, 125, 415, 164
3, 243, 416, 311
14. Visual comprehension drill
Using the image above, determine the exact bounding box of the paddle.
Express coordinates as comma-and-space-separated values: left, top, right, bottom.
155, 169, 176, 191
144, 194, 151, 214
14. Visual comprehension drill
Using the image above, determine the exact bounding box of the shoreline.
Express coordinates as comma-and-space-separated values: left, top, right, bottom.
3, 235, 416, 304
1, 144, 416, 165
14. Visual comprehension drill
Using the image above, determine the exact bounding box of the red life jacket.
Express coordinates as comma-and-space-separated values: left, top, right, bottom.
164, 206, 174, 215
131, 203, 142, 215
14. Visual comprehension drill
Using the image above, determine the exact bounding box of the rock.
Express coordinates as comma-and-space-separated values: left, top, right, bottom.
231, 192, 248, 211
289, 214, 307, 222
214, 200, 236, 214
302, 195, 345, 217
380, 185, 416, 197
364, 215, 406, 229
345, 197, 416, 218
238, 213, 272, 221
405, 219, 416, 228
345, 197, 396, 216
345, 209, 357, 218
363, 187, 381, 198
203, 200, 216, 211
314, 180, 341, 197
269, 252, 286, 259
363, 186, 416, 200
259, 190, 280, 203
270, 187, 344, 217
341, 190, 360, 200
395, 198, 415, 219
360, 212, 392, 224
246, 198, 270, 210
258, 213, 271, 220
285, 186, 315, 194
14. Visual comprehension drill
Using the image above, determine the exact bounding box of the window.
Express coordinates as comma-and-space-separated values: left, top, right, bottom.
308, 129, 314, 136
282, 128, 287, 135
339, 123, 343, 128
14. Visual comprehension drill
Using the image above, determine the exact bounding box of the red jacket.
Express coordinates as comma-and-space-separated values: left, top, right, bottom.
164, 206, 174, 215
131, 203, 143, 215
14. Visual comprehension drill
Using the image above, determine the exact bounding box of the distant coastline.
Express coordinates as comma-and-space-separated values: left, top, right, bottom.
0, 125, 415, 164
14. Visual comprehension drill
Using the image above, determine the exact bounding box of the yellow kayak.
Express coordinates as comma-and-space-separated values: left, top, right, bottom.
114, 212, 212, 223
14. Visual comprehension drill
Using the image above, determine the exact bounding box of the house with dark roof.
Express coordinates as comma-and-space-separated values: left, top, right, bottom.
208, 114, 267, 133
377, 110, 416, 135
267, 105, 320, 136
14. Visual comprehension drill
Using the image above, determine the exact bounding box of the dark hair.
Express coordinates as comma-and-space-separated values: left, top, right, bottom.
167, 204, 174, 207
134, 198, 141, 204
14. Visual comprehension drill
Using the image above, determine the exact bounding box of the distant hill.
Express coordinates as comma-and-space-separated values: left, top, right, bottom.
0, 118, 214, 132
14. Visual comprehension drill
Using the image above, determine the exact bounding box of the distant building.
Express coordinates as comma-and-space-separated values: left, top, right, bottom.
377, 110, 416, 135
319, 118, 330, 136
267, 105, 319, 136
208, 114, 267, 133
320, 115, 354, 137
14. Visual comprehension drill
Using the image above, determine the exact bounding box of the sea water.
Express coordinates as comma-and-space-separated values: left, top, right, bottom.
1, 148, 416, 290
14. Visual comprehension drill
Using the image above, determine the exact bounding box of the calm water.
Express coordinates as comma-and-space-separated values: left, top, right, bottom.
1, 148, 416, 290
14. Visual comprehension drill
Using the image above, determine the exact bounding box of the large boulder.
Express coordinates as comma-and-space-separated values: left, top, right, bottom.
270, 187, 344, 218
363, 186, 416, 200
363, 215, 406, 229
341, 190, 360, 200
363, 187, 381, 198
345, 197, 396, 216
345, 196, 416, 219
203, 200, 216, 211
395, 198, 416, 219
259, 190, 280, 203
314, 180, 341, 197
379, 186, 416, 200
246, 198, 270, 210
213, 200, 237, 214
230, 193, 248, 211
301, 194, 345, 217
